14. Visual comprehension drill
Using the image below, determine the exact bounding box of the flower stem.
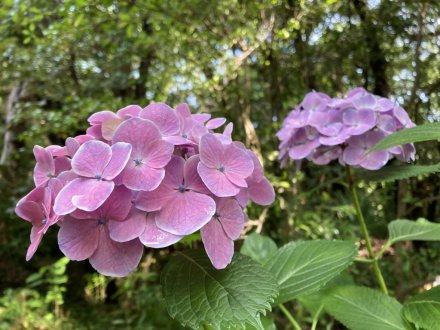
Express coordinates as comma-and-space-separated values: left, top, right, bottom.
278, 303, 302, 330
345, 166, 389, 295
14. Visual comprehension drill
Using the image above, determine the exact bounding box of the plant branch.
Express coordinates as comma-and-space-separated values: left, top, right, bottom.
278, 303, 302, 330
346, 166, 389, 295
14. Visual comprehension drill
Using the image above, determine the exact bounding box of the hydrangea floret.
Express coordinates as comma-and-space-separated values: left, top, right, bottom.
277, 87, 416, 170
15, 103, 275, 276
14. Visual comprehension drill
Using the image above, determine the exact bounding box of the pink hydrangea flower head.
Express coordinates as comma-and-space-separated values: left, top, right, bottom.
278, 87, 416, 170
17, 101, 275, 272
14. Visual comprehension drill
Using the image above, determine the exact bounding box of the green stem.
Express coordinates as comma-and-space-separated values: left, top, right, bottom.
278, 303, 302, 330
311, 305, 323, 330
354, 257, 374, 263
345, 166, 389, 295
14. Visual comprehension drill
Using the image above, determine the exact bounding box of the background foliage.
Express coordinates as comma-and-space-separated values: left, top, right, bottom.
1, 0, 439, 328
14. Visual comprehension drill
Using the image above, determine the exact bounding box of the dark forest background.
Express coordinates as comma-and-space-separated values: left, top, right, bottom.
1, 0, 439, 329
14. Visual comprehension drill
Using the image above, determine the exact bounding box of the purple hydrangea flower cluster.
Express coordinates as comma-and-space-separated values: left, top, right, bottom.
15, 103, 275, 276
277, 87, 416, 170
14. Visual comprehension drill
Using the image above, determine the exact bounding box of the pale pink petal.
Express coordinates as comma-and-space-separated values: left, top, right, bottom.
206, 118, 226, 129
248, 177, 275, 206
164, 135, 194, 146
201, 219, 234, 269
33, 146, 55, 185
101, 142, 132, 180
184, 155, 211, 194
16, 201, 43, 223
144, 140, 174, 168
199, 134, 223, 168
235, 189, 249, 208
192, 113, 211, 123
102, 117, 124, 140
121, 164, 165, 191
58, 216, 99, 261
175, 103, 191, 118
108, 208, 147, 242
223, 144, 254, 180
66, 137, 80, 156
162, 156, 185, 187
140, 103, 180, 136
86, 125, 103, 140
155, 190, 215, 235
26, 226, 44, 261
54, 157, 71, 175
139, 213, 183, 248
72, 140, 112, 178
134, 185, 171, 212
112, 117, 161, 155
223, 123, 233, 137
47, 145, 67, 157
72, 180, 114, 212
198, 163, 240, 197
54, 178, 113, 215
100, 186, 132, 221
216, 198, 245, 240
89, 228, 143, 277
116, 105, 142, 118
88, 110, 118, 125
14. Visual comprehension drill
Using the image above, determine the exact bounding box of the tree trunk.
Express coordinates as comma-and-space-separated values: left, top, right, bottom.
1, 82, 26, 165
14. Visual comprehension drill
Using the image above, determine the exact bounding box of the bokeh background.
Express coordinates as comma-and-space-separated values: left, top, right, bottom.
1, 0, 440, 329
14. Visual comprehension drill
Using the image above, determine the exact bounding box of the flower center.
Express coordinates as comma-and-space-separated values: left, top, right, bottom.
214, 212, 220, 219
95, 174, 102, 180
218, 165, 225, 173
182, 133, 188, 139
178, 184, 186, 193
98, 217, 105, 225
134, 159, 143, 167
41, 218, 47, 225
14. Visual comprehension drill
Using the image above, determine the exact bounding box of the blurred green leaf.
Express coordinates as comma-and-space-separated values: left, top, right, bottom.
240, 233, 278, 264
402, 286, 440, 330
373, 123, 440, 150
323, 286, 410, 330
388, 219, 440, 244
264, 240, 357, 303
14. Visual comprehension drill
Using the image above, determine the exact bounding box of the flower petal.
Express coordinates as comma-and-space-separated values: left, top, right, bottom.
72, 180, 115, 212
184, 155, 211, 194
113, 117, 161, 155
206, 118, 226, 129
201, 219, 234, 269
101, 142, 132, 180
33, 146, 55, 185
217, 198, 244, 240
89, 228, 143, 277
199, 134, 223, 168
248, 177, 275, 206
140, 103, 180, 136
72, 140, 112, 178
144, 140, 174, 169
26, 226, 44, 261
121, 163, 165, 192
155, 190, 215, 235
108, 207, 147, 242
139, 213, 183, 248
58, 216, 99, 261
198, 162, 240, 197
